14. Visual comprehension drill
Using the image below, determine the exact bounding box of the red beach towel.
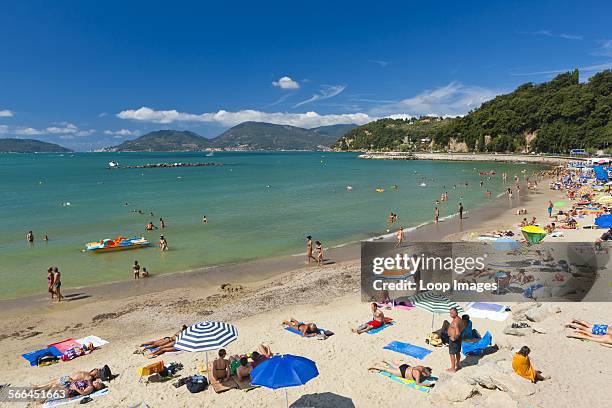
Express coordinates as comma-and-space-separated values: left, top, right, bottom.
48, 339, 81, 354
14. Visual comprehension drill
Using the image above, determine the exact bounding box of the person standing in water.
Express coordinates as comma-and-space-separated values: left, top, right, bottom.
159, 235, 169, 251
52, 267, 63, 302
47, 267, 55, 299
27, 231, 34, 243
459, 203, 464, 220
202, 215, 208, 224
159, 217, 165, 228
306, 236, 317, 264
133, 260, 141, 279
434, 207, 440, 223
395, 227, 404, 247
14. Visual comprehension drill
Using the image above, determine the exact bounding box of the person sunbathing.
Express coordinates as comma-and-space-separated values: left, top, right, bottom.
352, 302, 385, 334
230, 356, 252, 379
146, 342, 179, 358
250, 344, 273, 368
282, 318, 319, 337
34, 369, 103, 391
566, 319, 611, 346
136, 325, 187, 354
369, 361, 434, 386
512, 346, 550, 383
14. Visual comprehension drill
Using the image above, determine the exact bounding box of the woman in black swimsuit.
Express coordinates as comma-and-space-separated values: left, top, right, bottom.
369, 361, 434, 386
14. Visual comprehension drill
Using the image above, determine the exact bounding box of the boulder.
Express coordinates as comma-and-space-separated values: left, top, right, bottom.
429, 375, 479, 403
481, 391, 520, 408
525, 304, 561, 322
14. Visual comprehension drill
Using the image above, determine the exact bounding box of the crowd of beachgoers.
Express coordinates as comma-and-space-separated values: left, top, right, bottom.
1, 159, 610, 407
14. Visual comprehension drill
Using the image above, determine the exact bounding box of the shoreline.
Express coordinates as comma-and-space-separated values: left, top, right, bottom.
0, 175, 540, 313
357, 151, 581, 165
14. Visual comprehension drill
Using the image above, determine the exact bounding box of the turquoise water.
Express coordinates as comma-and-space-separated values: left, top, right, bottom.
0, 152, 541, 298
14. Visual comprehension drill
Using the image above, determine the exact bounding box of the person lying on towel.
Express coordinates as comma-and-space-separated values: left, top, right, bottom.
369, 360, 435, 387
33, 369, 106, 396
282, 318, 319, 337
352, 303, 385, 334
136, 325, 187, 355
512, 346, 550, 383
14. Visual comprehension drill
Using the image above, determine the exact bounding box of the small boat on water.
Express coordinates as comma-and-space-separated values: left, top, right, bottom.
86, 236, 150, 253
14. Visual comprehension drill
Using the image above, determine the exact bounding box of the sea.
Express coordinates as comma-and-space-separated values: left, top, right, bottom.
0, 151, 543, 299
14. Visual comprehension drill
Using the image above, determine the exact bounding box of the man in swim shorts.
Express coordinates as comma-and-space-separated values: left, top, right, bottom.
447, 307, 465, 373
352, 303, 385, 334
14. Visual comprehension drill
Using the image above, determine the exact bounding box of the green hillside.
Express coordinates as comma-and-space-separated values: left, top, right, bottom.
0, 138, 72, 153
109, 130, 211, 151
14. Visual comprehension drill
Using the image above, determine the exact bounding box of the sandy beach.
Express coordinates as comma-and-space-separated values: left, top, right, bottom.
2, 170, 610, 408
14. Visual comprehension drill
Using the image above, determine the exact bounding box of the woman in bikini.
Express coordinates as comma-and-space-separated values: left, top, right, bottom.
282, 318, 319, 337
212, 349, 230, 382
369, 361, 434, 386
137, 325, 187, 354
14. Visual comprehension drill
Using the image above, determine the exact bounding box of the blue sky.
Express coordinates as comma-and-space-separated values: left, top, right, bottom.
0, 0, 610, 150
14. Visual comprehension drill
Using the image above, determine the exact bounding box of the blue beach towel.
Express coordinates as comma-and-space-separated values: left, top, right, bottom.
22, 346, 62, 366
378, 371, 437, 393
469, 302, 505, 312
365, 321, 394, 335
462, 331, 492, 356
284, 324, 326, 336
383, 341, 432, 360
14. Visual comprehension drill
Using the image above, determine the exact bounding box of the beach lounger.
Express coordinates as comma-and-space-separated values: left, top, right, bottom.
43, 388, 109, 407
383, 341, 432, 360
378, 371, 436, 393
462, 331, 492, 356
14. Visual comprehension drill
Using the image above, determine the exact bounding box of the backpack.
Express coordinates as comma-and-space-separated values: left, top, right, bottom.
185, 375, 208, 393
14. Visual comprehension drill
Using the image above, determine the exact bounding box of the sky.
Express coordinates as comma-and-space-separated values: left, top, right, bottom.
0, 0, 611, 151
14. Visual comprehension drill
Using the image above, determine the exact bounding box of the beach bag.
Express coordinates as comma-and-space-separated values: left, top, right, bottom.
186, 375, 208, 393
425, 332, 443, 347
100, 365, 112, 381
139, 360, 165, 377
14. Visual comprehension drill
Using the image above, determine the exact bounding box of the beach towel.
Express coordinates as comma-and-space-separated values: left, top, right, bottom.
22, 346, 62, 366
512, 353, 536, 382
206, 364, 238, 393
377, 301, 414, 311
378, 371, 436, 393
365, 319, 394, 335
232, 375, 259, 392
48, 339, 81, 354
383, 341, 432, 360
43, 388, 109, 408
462, 331, 492, 356
467, 302, 506, 312
75, 335, 108, 348
283, 322, 328, 337
465, 305, 509, 322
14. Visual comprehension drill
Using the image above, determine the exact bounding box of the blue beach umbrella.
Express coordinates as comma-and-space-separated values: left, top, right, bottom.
595, 214, 612, 229
251, 354, 319, 407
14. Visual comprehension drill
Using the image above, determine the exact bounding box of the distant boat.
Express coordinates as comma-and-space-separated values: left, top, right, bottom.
205, 152, 214, 157
86, 236, 150, 253
108, 161, 119, 168
419, 183, 427, 187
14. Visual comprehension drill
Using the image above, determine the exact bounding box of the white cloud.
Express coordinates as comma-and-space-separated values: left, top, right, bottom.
511, 62, 612, 77
13, 123, 94, 137
0, 109, 13, 118
272, 76, 300, 90
370, 82, 499, 117
104, 129, 138, 136
368, 59, 389, 67
294, 84, 346, 108
117, 106, 371, 128
592, 39, 612, 57
521, 30, 583, 40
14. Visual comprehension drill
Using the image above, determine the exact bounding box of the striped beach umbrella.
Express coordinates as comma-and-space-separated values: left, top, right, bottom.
409, 292, 464, 330
174, 321, 238, 352
174, 321, 238, 373
410, 292, 464, 315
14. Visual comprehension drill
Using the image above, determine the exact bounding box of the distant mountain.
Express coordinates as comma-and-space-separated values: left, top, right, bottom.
0, 138, 72, 153
210, 121, 355, 150
108, 122, 358, 151
108, 130, 211, 152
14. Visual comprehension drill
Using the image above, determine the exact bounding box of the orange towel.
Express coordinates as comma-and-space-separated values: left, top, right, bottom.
512, 353, 535, 382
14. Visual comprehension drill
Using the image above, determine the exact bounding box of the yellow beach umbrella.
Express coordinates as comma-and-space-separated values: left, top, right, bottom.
521, 225, 547, 245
